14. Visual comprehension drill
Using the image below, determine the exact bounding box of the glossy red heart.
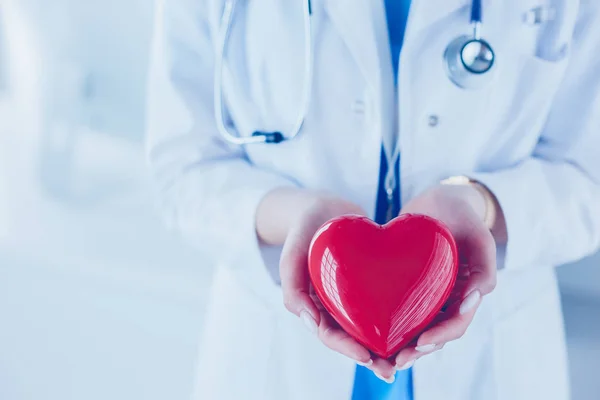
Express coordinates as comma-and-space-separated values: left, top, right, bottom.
308, 214, 458, 359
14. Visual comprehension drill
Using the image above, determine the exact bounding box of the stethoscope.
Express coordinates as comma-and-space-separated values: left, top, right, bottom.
214, 0, 494, 146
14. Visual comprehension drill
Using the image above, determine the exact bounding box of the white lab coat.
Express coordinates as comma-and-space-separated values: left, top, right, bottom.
145, 0, 600, 399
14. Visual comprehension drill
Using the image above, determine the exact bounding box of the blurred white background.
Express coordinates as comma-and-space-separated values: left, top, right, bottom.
0, 1, 598, 399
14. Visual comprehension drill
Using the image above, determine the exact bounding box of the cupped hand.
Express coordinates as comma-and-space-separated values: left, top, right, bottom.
393, 184, 498, 370
279, 195, 397, 382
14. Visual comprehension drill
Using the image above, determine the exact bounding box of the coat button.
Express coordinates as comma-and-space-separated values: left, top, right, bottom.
523, 6, 556, 25
428, 115, 439, 127
352, 100, 366, 115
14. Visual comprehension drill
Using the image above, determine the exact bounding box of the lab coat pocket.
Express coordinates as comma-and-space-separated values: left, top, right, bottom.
500, 0, 574, 62
483, 0, 572, 141
492, 286, 570, 400
476, 53, 569, 167
494, 52, 568, 126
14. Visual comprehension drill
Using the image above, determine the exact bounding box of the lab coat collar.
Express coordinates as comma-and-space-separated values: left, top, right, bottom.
323, 0, 470, 90
322, 0, 469, 159
323, 0, 390, 95
323, 0, 396, 153
408, 0, 470, 34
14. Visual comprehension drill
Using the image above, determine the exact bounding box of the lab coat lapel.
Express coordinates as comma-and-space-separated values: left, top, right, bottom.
408, 0, 469, 33
324, 0, 472, 84
324, 0, 395, 152
322, 0, 474, 174
323, 0, 390, 95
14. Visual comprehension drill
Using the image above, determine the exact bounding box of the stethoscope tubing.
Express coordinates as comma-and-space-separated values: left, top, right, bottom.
214, 0, 492, 145
214, 0, 313, 145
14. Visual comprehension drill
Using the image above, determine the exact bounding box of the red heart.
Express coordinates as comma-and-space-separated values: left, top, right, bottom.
308, 214, 458, 359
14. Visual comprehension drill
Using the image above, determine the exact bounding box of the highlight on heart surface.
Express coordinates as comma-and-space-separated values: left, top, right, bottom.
308, 213, 459, 359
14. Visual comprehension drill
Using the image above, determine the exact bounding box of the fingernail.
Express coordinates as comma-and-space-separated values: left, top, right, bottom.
415, 344, 437, 353
396, 359, 415, 371
356, 359, 373, 368
300, 310, 317, 335
459, 290, 481, 315
373, 371, 395, 384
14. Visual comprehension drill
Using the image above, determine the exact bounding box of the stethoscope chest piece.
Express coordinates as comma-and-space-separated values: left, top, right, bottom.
444, 0, 496, 90
444, 34, 495, 89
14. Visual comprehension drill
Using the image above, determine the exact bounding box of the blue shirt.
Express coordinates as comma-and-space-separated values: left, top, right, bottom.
351, 1, 412, 399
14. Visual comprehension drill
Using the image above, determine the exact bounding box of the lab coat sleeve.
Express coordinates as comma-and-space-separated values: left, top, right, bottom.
145, 0, 296, 295
471, 4, 600, 270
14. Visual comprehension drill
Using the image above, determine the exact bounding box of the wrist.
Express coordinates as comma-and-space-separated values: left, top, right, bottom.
470, 182, 498, 230
430, 184, 486, 218
256, 188, 363, 245
438, 176, 498, 231
256, 187, 312, 245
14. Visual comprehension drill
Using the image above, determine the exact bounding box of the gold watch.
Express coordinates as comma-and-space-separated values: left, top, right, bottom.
440, 175, 496, 229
